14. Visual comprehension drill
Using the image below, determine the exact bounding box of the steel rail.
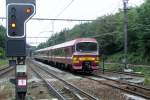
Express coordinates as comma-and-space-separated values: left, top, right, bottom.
94, 74, 150, 90
63, 86, 86, 100
30, 63, 87, 100
29, 63, 66, 100
0, 64, 10, 70
0, 66, 9, 71
0, 66, 14, 76
31, 64, 84, 100
85, 74, 150, 99
31, 60, 99, 100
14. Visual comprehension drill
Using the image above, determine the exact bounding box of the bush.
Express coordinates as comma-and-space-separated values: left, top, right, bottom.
144, 77, 150, 86
0, 47, 5, 58
103, 63, 124, 71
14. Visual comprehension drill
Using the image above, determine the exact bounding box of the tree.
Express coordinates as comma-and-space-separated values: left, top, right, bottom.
136, 1, 150, 56
0, 25, 6, 48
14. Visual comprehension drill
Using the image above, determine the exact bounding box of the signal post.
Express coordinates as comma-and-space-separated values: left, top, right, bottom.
6, 0, 36, 99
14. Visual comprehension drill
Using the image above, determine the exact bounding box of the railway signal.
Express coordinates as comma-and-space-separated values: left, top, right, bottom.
7, 4, 35, 37
6, 0, 36, 100
6, 0, 36, 57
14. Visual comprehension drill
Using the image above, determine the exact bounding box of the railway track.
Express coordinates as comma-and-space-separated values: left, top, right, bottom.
30, 59, 150, 99
98, 68, 145, 77
84, 74, 150, 99
29, 60, 99, 100
0, 65, 8, 70
0, 66, 14, 76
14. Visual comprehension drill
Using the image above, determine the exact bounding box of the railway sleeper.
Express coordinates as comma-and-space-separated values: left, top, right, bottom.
63, 86, 87, 100
125, 86, 137, 91
119, 84, 137, 91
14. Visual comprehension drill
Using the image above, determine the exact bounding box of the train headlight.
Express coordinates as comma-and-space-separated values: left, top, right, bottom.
73, 57, 80, 63
90, 57, 95, 60
79, 57, 95, 61
73, 57, 78, 61
79, 57, 85, 61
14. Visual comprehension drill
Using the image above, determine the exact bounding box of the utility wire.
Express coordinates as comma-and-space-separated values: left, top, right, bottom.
27, 37, 49, 38
33, 18, 93, 21
0, 17, 95, 21
0, 17, 123, 23
43, 0, 74, 34
55, 0, 74, 18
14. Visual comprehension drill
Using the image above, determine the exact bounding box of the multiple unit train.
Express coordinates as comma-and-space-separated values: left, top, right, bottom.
33, 38, 100, 73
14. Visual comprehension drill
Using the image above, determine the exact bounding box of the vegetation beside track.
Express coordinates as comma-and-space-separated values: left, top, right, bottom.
100, 61, 150, 86
0, 59, 8, 68
102, 52, 150, 86
105, 52, 150, 65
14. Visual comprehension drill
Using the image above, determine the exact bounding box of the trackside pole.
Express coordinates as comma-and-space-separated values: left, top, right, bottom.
16, 57, 27, 100
102, 54, 105, 74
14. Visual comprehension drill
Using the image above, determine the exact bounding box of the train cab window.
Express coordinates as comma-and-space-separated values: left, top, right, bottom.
76, 42, 97, 52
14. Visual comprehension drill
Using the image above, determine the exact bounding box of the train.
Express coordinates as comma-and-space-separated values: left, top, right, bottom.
33, 38, 100, 73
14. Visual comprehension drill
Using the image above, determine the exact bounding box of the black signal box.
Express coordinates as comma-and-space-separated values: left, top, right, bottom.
6, 0, 36, 57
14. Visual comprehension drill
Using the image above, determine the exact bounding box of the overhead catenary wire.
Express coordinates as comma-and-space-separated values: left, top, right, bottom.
55, 0, 74, 18
0, 17, 124, 23
27, 37, 49, 38
0, 17, 94, 21
41, 0, 75, 35
43, 0, 74, 36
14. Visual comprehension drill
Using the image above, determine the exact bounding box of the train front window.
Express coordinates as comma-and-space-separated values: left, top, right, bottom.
76, 42, 97, 52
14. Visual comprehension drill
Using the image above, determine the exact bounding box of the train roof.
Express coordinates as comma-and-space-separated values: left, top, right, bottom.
35, 38, 97, 52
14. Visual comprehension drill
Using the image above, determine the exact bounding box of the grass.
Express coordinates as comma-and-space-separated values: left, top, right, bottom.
131, 66, 150, 85
105, 52, 150, 65
103, 52, 150, 86
0, 59, 8, 68
144, 77, 150, 86
101, 63, 124, 71
100, 62, 150, 86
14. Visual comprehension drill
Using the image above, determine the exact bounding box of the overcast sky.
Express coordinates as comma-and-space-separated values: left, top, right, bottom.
0, 0, 144, 46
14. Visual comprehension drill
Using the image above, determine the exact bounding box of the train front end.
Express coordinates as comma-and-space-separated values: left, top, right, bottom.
72, 39, 99, 73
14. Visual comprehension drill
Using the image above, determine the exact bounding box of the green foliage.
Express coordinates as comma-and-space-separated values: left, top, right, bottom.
0, 59, 8, 66
144, 76, 150, 86
0, 25, 6, 48
37, 42, 48, 49
105, 52, 124, 63
0, 25, 6, 58
0, 47, 5, 58
127, 66, 150, 85
103, 63, 124, 71
106, 52, 150, 65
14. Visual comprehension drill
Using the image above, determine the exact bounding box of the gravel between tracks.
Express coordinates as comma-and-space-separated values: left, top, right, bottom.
0, 70, 15, 100
27, 63, 56, 99
67, 78, 126, 100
